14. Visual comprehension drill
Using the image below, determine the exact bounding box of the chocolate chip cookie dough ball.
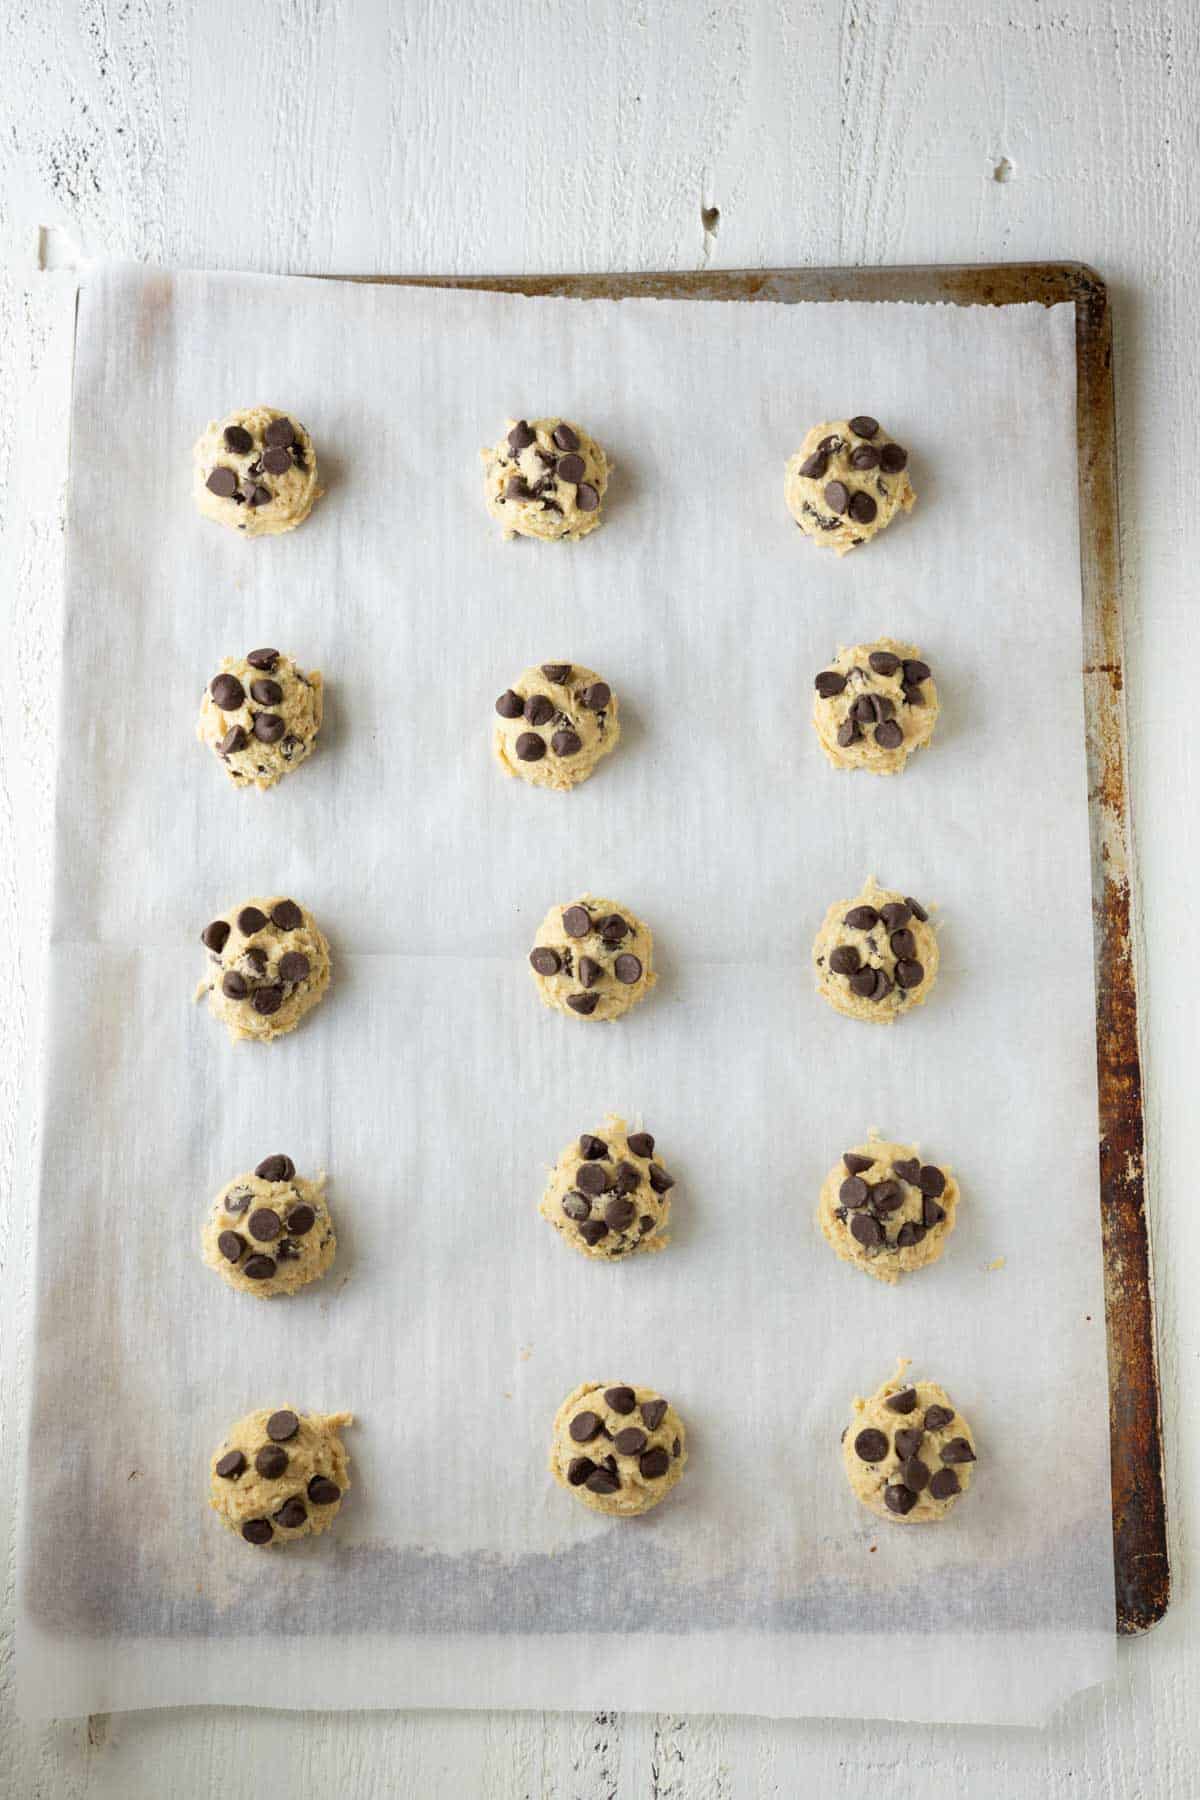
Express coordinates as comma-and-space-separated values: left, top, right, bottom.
550, 1382, 687, 1517
812, 640, 938, 774
529, 897, 656, 1021
201, 1155, 336, 1297
193, 407, 322, 537
482, 417, 608, 541
813, 878, 938, 1022
785, 416, 914, 555
843, 1363, 977, 1522
818, 1134, 958, 1284
540, 1117, 676, 1259
494, 663, 619, 791
197, 897, 331, 1044
210, 1407, 352, 1546
198, 648, 323, 790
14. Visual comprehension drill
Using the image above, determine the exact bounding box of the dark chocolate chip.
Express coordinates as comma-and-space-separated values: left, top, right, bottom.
849, 416, 879, 438
256, 1154, 296, 1182
578, 1219, 608, 1245
836, 719, 860, 748
848, 967, 880, 997
579, 1134, 608, 1160
261, 446, 292, 475
552, 729, 582, 757
824, 480, 850, 515
639, 1215, 655, 1234
540, 663, 572, 683
495, 689, 524, 718
924, 1405, 955, 1432
902, 659, 931, 685
271, 900, 303, 931
894, 1427, 924, 1462
884, 1483, 918, 1515
218, 1230, 245, 1264
922, 1196, 946, 1229
844, 906, 879, 931
219, 725, 248, 755
799, 450, 829, 480
597, 913, 628, 942
274, 1497, 308, 1530
895, 1221, 926, 1248
817, 434, 842, 452
567, 1456, 595, 1486
875, 720, 903, 749
242, 1519, 273, 1544
848, 491, 877, 525
266, 1410, 299, 1442
515, 732, 546, 762
243, 1255, 277, 1280
246, 484, 272, 508
562, 1191, 591, 1222
245, 947, 268, 975
570, 1411, 603, 1443
851, 694, 880, 725
894, 959, 925, 989
868, 650, 900, 676
605, 1196, 637, 1231
202, 919, 231, 954
850, 444, 880, 470
552, 423, 580, 452
248, 1208, 282, 1243
605, 1386, 636, 1414
576, 1162, 609, 1197
577, 956, 605, 992
627, 1132, 654, 1158
892, 1158, 921, 1184
252, 986, 284, 1016
210, 673, 246, 711
879, 902, 911, 931
580, 681, 611, 711
613, 1427, 647, 1455
223, 424, 254, 454
940, 1437, 977, 1465
263, 417, 296, 449
508, 420, 535, 453
247, 648, 279, 671
903, 683, 925, 706
256, 1444, 288, 1479
639, 1447, 670, 1479
308, 1476, 341, 1504
253, 712, 285, 743
215, 1450, 246, 1479
880, 442, 908, 473
206, 466, 239, 499
576, 482, 600, 512
612, 1162, 640, 1196
854, 1428, 889, 1463
870, 1180, 904, 1215
585, 1467, 620, 1494
929, 1467, 960, 1500
506, 476, 531, 501
223, 1186, 252, 1214
647, 1163, 674, 1194
221, 971, 249, 1000
556, 453, 586, 483
523, 694, 554, 727
279, 952, 310, 985
249, 678, 284, 707
918, 1165, 946, 1197
562, 905, 591, 937
844, 1153, 875, 1175
613, 954, 642, 985
851, 1212, 884, 1247
529, 947, 561, 976
839, 1175, 870, 1208
815, 670, 847, 698
900, 1457, 930, 1493
640, 1398, 668, 1429
906, 896, 929, 922
286, 1204, 316, 1236
884, 1388, 919, 1415
566, 992, 599, 1015
889, 928, 917, 959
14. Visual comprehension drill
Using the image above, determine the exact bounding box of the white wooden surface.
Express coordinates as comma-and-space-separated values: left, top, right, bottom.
1, 2, 1196, 1793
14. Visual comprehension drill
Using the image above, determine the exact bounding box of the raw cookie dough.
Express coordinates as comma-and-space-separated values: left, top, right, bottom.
193, 406, 322, 537
210, 1407, 352, 1546
813, 877, 938, 1022
481, 417, 608, 541
540, 1116, 676, 1259
201, 1155, 336, 1297
843, 1361, 977, 1521
785, 416, 915, 555
197, 896, 331, 1044
818, 1133, 958, 1284
529, 896, 656, 1021
494, 662, 619, 791
813, 639, 938, 774
198, 648, 323, 790
550, 1381, 687, 1517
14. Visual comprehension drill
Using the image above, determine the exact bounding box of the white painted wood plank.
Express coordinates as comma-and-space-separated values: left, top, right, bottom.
2, 1, 1198, 1793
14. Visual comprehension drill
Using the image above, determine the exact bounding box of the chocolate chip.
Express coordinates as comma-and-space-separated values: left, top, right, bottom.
562, 905, 591, 937
223, 424, 254, 454
870, 1180, 904, 1215
552, 423, 580, 452
836, 720, 860, 748
286, 1204, 316, 1236
613, 1427, 647, 1456
893, 1427, 924, 1462
848, 491, 877, 525
255, 1444, 288, 1479
885, 1389, 919, 1415
529, 947, 561, 976
579, 1135, 608, 1160
580, 681, 611, 711
256, 1154, 295, 1182
552, 729, 582, 757
880, 442, 908, 473
647, 1164, 674, 1195
894, 959, 925, 989
268, 900, 301, 932
850, 444, 880, 470
640, 1217, 654, 1235
612, 1162, 640, 1196
929, 1467, 961, 1501
844, 906, 879, 931
252, 986, 284, 1016
521, 694, 552, 728
253, 712, 285, 743
627, 1132, 654, 1158
578, 1219, 608, 1244
839, 1175, 870, 1208
495, 689, 524, 718
902, 683, 925, 706
242, 1519, 273, 1544
922, 1196, 946, 1229
940, 1437, 977, 1465
817, 434, 842, 452
247, 648, 279, 671
217, 1230, 245, 1264
823, 480, 850, 515
640, 1398, 668, 1429
605, 1386, 636, 1414
562, 1191, 591, 1222
567, 993, 599, 1015
259, 416, 295, 450
875, 720, 903, 749
605, 1196, 637, 1231
585, 1467, 620, 1494
850, 1212, 883, 1247
906, 896, 929, 922
215, 1450, 246, 1479
569, 1411, 602, 1442
218, 725, 248, 756
248, 1208, 282, 1243
917, 1165, 946, 1198
576, 482, 600, 512
221, 971, 249, 1000
206, 466, 239, 499
924, 1405, 955, 1432
274, 1497, 308, 1530
246, 484, 272, 509
902, 659, 931, 685
515, 732, 546, 762
863, 653, 898, 680
279, 952, 310, 985
260, 447, 292, 476
308, 1476, 340, 1505
567, 1456, 594, 1486
245, 948, 268, 975
613, 954, 642, 985
598, 913, 628, 942
848, 416, 879, 438
243, 1255, 277, 1280
266, 1410, 299, 1442
224, 1186, 252, 1214
815, 670, 847, 698
555, 453, 586, 484
211, 673, 246, 711
248, 679, 283, 708
886, 930, 915, 963
576, 1162, 609, 1197
876, 905, 908, 935
799, 450, 829, 480
884, 1483, 918, 1515
848, 967, 880, 997
895, 1221, 926, 1248
202, 919, 231, 953
853, 1428, 888, 1463
900, 1457, 930, 1493
505, 476, 531, 501
843, 1153, 874, 1175
508, 421, 535, 453
850, 695, 878, 726
537, 664, 570, 685
891, 1159, 919, 1185
639, 1447, 670, 1479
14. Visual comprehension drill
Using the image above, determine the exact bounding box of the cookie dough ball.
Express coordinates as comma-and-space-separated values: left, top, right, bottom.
482, 417, 608, 542
813, 639, 938, 774
210, 1407, 352, 1546
494, 663, 619, 792
193, 406, 322, 537
198, 648, 323, 790
843, 1364, 977, 1522
550, 1381, 686, 1517
785, 417, 914, 555
813, 878, 938, 1022
202, 1155, 336, 1297
529, 896, 656, 1021
540, 1116, 676, 1259
819, 1134, 958, 1284
198, 897, 331, 1044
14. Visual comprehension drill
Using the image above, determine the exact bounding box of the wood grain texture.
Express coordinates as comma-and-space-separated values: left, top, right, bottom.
2, 1, 1198, 1793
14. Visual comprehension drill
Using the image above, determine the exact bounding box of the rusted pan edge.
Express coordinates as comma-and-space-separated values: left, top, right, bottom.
341, 262, 1167, 1630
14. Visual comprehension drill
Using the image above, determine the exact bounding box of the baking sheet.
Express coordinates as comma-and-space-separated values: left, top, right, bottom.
18, 265, 1115, 1723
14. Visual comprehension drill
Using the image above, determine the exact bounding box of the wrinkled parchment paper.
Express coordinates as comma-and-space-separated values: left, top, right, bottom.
18, 267, 1114, 1722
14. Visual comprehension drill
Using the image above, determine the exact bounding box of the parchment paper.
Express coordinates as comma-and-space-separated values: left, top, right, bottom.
18, 265, 1115, 1723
